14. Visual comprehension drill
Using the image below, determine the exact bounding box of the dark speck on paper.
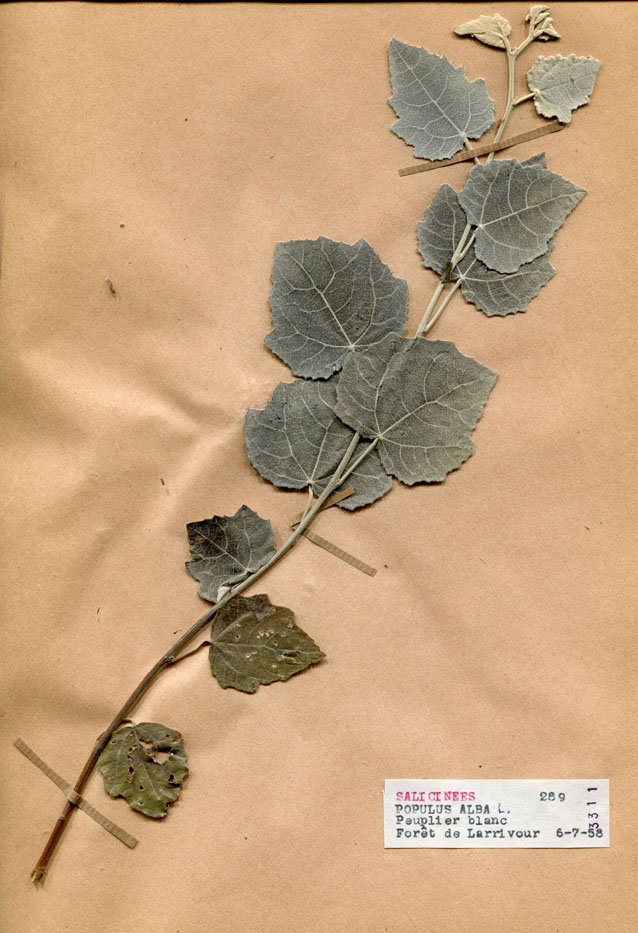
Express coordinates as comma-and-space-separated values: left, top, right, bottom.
106, 279, 116, 295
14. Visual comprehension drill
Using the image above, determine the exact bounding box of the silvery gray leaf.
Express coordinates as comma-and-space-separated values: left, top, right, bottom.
388, 39, 495, 160
454, 14, 512, 49
527, 54, 601, 123
186, 505, 276, 602
335, 335, 497, 485
456, 240, 556, 316
417, 184, 466, 279
245, 378, 392, 510
264, 237, 408, 380
458, 159, 585, 273
417, 155, 548, 280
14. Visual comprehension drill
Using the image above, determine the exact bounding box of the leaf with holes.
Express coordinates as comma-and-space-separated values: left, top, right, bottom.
527, 54, 601, 123
458, 159, 585, 273
454, 14, 512, 49
245, 377, 392, 510
209, 594, 324, 693
335, 335, 497, 485
97, 723, 188, 818
264, 237, 408, 380
186, 505, 276, 603
388, 38, 495, 160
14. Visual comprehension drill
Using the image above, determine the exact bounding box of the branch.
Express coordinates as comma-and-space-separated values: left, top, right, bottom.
31, 429, 376, 883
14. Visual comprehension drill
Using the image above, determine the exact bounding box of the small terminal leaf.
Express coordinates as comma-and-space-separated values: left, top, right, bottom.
526, 5, 560, 41
458, 159, 585, 273
388, 38, 495, 160
265, 237, 408, 380
454, 14, 512, 49
245, 377, 392, 510
98, 723, 188, 818
209, 594, 324, 693
186, 505, 276, 602
335, 335, 497, 484
527, 54, 601, 123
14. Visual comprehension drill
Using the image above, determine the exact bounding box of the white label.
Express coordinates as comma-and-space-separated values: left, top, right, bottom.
384, 780, 609, 848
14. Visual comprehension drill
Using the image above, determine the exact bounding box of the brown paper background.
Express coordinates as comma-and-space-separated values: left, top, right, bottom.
1, 2, 636, 930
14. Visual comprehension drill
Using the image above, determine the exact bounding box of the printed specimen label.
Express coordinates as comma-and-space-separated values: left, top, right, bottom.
384, 780, 609, 848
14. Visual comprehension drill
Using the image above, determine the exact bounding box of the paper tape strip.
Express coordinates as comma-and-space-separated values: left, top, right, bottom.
301, 529, 377, 576
14, 738, 137, 849
289, 486, 355, 528
398, 121, 563, 176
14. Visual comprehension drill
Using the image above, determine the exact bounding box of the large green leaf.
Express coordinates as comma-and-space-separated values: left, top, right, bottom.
209, 594, 324, 693
98, 723, 188, 818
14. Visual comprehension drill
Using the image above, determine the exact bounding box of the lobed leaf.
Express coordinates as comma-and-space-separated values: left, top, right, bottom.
209, 594, 324, 693
417, 183, 467, 279
98, 723, 188, 818
527, 54, 601, 124
456, 241, 556, 316
417, 156, 555, 315
245, 377, 392, 510
186, 505, 276, 602
454, 14, 512, 50
335, 334, 497, 485
265, 237, 408, 380
458, 159, 585, 273
388, 38, 495, 160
